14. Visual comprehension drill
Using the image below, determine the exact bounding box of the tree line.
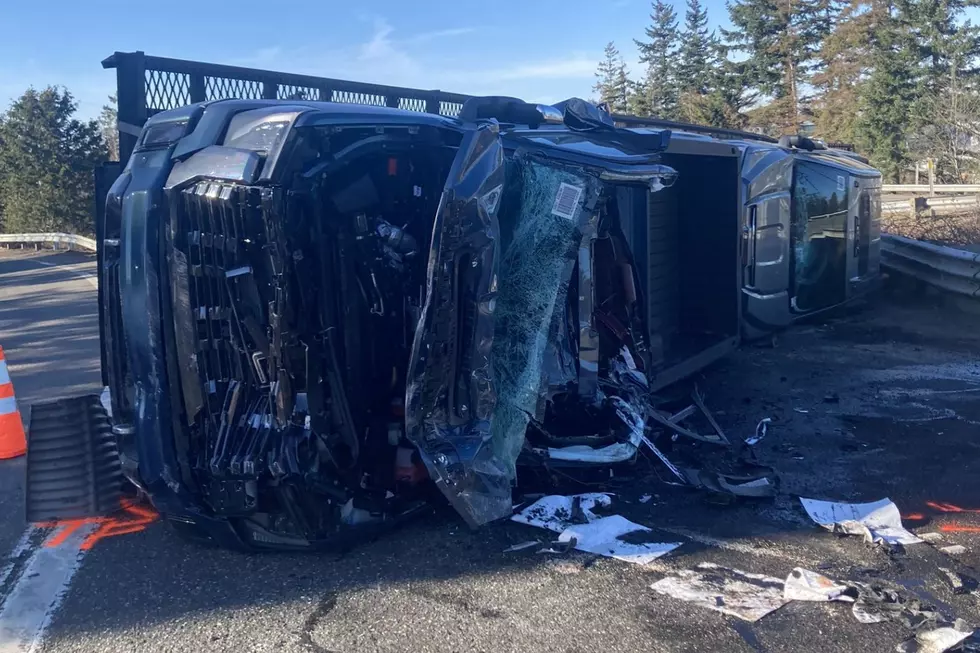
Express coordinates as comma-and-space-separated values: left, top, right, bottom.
594, 0, 980, 182
0, 88, 117, 235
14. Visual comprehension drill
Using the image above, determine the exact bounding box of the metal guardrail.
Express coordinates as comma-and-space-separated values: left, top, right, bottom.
0, 233, 97, 253
881, 233, 980, 298
883, 184, 980, 194
882, 196, 980, 216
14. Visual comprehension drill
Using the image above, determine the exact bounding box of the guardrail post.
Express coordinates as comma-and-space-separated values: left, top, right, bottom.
262, 79, 278, 100
189, 73, 206, 103
114, 52, 147, 166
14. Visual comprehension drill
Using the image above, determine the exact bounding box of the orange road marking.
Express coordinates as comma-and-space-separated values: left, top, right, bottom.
939, 524, 980, 533
38, 500, 159, 550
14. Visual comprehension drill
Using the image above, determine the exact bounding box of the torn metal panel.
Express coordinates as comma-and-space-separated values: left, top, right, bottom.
405, 123, 507, 527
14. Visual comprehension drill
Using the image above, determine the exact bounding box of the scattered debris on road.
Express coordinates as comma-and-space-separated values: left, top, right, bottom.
502, 540, 539, 553
938, 545, 967, 555
800, 497, 924, 546
783, 567, 856, 603
895, 620, 975, 653
744, 417, 772, 446
511, 494, 681, 565
650, 562, 788, 622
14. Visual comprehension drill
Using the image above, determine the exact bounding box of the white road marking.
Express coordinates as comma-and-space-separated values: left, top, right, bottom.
0, 530, 38, 590
25, 258, 98, 290
0, 525, 95, 653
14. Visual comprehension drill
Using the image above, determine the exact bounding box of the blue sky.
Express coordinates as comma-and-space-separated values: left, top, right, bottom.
0, 0, 735, 120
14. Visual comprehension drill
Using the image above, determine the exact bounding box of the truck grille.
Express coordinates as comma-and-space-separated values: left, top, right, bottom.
168, 181, 272, 489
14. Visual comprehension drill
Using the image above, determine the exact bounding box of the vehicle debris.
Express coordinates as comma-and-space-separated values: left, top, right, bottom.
511, 494, 681, 565
783, 567, 856, 603
938, 545, 967, 555
919, 532, 945, 543
502, 540, 539, 553
650, 562, 788, 622
745, 417, 771, 446
639, 494, 653, 503
938, 568, 978, 596
851, 584, 941, 630
800, 498, 924, 546
895, 620, 975, 653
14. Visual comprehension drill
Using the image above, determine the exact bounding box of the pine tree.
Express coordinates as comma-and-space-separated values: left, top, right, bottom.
855, 1, 917, 181
593, 42, 631, 113
636, 0, 680, 118
811, 0, 873, 143
0, 87, 107, 234
99, 95, 119, 162
725, 0, 842, 133
677, 0, 715, 95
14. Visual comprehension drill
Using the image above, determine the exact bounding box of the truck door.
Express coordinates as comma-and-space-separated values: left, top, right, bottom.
847, 174, 882, 296
790, 160, 849, 313
741, 147, 793, 338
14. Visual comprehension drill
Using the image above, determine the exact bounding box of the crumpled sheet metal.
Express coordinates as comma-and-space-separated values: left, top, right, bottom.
404, 123, 507, 526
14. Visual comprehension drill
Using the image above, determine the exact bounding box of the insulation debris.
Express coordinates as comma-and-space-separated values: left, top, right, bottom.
783, 568, 856, 603
511, 494, 681, 565
650, 563, 788, 622
800, 497, 924, 546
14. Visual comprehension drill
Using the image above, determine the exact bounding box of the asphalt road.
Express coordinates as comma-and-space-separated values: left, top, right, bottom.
1, 250, 979, 653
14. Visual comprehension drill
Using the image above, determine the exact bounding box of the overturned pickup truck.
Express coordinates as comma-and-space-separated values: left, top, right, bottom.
26, 98, 881, 550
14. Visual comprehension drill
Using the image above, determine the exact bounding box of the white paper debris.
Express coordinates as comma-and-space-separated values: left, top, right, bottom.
939, 545, 967, 555
558, 515, 679, 565
783, 568, 855, 603
511, 493, 611, 531
745, 417, 772, 446
503, 541, 539, 552
511, 494, 681, 565
895, 623, 975, 653
799, 497, 924, 545
650, 562, 788, 622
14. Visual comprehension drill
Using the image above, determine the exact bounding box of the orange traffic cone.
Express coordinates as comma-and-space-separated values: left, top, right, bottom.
0, 347, 27, 459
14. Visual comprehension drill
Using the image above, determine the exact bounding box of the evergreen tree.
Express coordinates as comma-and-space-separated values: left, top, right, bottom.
677, 0, 715, 95
636, 0, 681, 118
0, 87, 107, 234
593, 42, 631, 113
811, 0, 873, 143
855, 1, 917, 181
725, 0, 842, 133
99, 95, 119, 162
